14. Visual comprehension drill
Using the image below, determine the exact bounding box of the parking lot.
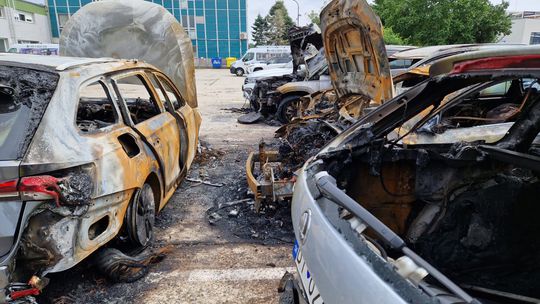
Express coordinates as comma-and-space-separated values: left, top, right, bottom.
40, 69, 293, 304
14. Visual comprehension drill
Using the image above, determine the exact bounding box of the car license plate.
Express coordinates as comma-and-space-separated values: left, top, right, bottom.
293, 240, 324, 304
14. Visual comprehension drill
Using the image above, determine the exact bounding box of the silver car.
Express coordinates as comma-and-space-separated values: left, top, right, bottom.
284, 1, 540, 303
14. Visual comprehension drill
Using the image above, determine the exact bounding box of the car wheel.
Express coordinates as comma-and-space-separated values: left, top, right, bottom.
277, 95, 301, 123
235, 68, 245, 76
126, 183, 156, 247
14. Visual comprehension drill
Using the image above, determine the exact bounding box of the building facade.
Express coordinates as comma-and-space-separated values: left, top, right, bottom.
0, 0, 52, 52
500, 11, 540, 45
47, 0, 248, 59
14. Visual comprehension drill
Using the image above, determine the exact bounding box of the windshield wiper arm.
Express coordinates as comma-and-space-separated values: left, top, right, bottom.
314, 171, 480, 304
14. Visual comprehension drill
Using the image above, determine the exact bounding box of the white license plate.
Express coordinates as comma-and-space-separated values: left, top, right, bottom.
293, 240, 325, 304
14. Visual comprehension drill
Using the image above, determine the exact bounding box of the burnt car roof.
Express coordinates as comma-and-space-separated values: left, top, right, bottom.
0, 53, 154, 74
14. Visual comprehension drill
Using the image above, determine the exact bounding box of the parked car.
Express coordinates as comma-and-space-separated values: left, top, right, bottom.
0, 1, 201, 302
393, 43, 527, 95
388, 44, 475, 76
229, 45, 291, 77
246, 56, 293, 74
242, 25, 331, 123
284, 1, 540, 301
385, 44, 417, 57
242, 63, 301, 100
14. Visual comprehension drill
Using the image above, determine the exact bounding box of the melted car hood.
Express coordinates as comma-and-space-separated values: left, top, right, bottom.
320, 0, 392, 103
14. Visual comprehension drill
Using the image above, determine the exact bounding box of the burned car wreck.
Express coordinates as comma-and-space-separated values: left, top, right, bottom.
0, 1, 200, 302
287, 42, 540, 304
246, 0, 392, 210
241, 24, 331, 124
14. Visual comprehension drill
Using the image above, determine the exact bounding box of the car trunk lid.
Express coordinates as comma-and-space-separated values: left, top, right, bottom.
320, 0, 392, 103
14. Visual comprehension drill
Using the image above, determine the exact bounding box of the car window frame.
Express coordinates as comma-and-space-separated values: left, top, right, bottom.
75, 77, 123, 134
144, 71, 175, 113
153, 72, 187, 111
110, 70, 166, 126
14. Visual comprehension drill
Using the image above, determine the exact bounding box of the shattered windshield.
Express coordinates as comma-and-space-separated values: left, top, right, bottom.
0, 66, 59, 160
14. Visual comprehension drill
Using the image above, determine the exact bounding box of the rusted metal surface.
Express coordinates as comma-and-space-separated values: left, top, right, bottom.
321, 0, 392, 103
246, 144, 294, 212
59, 0, 197, 108
0, 1, 202, 300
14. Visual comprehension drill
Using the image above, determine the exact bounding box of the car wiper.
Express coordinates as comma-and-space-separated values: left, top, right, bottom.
314, 171, 481, 304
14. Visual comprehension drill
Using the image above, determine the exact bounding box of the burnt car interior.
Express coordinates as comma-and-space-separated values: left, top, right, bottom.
116, 75, 161, 124
432, 78, 540, 130
116, 75, 162, 125
316, 72, 540, 303
77, 81, 118, 132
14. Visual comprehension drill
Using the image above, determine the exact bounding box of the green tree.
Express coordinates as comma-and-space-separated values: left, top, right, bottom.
251, 14, 270, 46
267, 0, 295, 45
307, 10, 320, 26
383, 27, 408, 45
373, 0, 512, 46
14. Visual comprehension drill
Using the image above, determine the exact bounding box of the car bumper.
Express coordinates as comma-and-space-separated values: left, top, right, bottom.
291, 167, 408, 304
229, 66, 236, 74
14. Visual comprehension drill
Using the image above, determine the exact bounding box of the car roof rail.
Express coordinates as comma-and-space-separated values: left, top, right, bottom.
55, 58, 118, 71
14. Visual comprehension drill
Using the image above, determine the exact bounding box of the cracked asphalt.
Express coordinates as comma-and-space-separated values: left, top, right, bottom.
40, 69, 294, 304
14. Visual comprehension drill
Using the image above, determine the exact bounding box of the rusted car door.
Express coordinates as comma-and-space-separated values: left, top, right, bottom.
151, 72, 201, 167
321, 0, 393, 104
112, 72, 182, 195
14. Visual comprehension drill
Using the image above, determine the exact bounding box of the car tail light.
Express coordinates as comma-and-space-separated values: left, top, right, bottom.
451, 55, 540, 74
0, 176, 60, 206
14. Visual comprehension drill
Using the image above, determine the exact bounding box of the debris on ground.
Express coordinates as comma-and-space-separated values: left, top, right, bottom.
206, 199, 294, 245
94, 246, 172, 283
186, 178, 224, 187
195, 140, 225, 165
221, 107, 252, 114
276, 119, 339, 178
238, 111, 264, 124
206, 176, 294, 245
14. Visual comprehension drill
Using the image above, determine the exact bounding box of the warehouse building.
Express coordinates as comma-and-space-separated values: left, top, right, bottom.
0, 0, 53, 52
47, 0, 248, 59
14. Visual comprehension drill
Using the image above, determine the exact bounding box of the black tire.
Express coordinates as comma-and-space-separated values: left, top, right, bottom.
126, 183, 156, 248
277, 95, 301, 123
235, 68, 245, 76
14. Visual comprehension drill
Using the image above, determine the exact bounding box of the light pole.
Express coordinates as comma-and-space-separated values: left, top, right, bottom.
290, 0, 300, 26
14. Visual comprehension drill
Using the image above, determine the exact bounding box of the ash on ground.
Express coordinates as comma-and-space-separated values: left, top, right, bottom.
206, 177, 294, 246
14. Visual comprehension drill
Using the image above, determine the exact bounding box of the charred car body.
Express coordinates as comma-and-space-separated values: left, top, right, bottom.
246, 2, 393, 209
285, 1, 540, 301
0, 1, 200, 301
242, 25, 332, 124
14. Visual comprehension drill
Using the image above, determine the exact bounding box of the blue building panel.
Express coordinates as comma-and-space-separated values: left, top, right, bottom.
47, 0, 248, 59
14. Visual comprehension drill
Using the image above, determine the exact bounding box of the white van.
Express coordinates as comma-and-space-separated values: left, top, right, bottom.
230, 45, 290, 76
7, 44, 59, 56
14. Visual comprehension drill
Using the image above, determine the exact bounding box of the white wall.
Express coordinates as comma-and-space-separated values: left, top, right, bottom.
500, 18, 540, 44
0, 5, 52, 51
